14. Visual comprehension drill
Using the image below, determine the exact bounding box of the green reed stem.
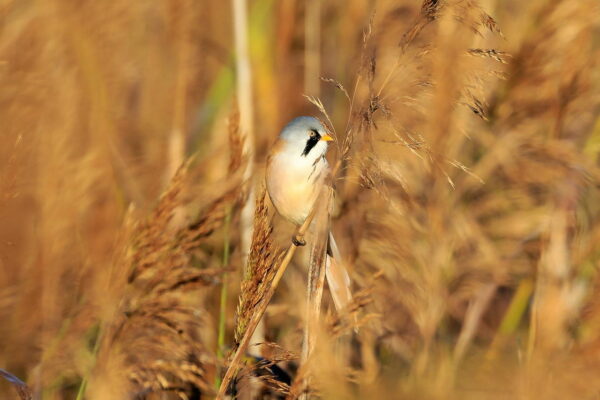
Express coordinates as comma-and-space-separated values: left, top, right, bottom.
75, 323, 102, 400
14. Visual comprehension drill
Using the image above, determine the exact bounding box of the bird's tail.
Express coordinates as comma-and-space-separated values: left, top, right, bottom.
326, 232, 353, 312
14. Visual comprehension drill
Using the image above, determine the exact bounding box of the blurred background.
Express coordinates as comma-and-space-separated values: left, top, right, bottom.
1, 0, 599, 399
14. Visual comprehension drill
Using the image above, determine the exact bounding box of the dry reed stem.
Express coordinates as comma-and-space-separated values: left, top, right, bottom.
166, 0, 192, 182
304, 0, 321, 96
299, 186, 332, 400
453, 282, 497, 364
232, 0, 256, 262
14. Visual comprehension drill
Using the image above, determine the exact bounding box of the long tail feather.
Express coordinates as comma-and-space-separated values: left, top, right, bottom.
326, 232, 353, 312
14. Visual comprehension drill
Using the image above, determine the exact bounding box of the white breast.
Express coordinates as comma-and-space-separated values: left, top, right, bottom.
266, 150, 329, 225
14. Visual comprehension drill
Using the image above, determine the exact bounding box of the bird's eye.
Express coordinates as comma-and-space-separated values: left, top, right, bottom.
309, 131, 317, 138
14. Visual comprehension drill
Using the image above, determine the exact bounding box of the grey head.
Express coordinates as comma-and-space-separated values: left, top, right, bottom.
278, 116, 334, 158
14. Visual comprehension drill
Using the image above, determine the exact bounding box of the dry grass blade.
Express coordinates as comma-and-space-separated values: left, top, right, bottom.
479, 11, 503, 37
303, 95, 338, 139
320, 77, 351, 102
399, 0, 441, 49
453, 283, 497, 364
468, 48, 510, 64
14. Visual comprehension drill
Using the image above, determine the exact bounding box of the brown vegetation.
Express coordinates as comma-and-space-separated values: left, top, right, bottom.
1, 0, 599, 399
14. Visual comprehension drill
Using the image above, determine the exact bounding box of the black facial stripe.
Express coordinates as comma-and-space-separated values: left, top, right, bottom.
302, 129, 321, 156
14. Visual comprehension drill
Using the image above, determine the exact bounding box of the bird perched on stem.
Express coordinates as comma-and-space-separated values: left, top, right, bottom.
266, 116, 352, 312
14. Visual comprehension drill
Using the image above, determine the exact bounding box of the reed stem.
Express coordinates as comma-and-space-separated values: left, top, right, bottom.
215, 209, 232, 389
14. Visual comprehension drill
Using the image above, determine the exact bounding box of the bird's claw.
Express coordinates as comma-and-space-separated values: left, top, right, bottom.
292, 234, 306, 247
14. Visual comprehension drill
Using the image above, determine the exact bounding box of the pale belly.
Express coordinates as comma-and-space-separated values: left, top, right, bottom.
266, 156, 328, 225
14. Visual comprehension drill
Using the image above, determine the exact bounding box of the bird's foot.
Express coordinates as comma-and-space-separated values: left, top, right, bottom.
292, 234, 306, 247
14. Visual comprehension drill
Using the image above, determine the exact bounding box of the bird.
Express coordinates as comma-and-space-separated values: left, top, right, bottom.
266, 116, 352, 312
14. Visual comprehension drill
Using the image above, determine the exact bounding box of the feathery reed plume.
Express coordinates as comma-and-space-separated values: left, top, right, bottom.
234, 188, 285, 345
313, 0, 510, 395
399, 0, 441, 50
88, 160, 244, 399
87, 109, 247, 399
228, 107, 245, 175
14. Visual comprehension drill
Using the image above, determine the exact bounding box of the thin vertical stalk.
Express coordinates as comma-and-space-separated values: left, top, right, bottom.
453, 283, 496, 365
215, 209, 232, 389
167, 0, 192, 181
299, 189, 330, 400
232, 0, 260, 365
232, 0, 255, 165
75, 325, 102, 400
304, 0, 321, 96
232, 0, 255, 295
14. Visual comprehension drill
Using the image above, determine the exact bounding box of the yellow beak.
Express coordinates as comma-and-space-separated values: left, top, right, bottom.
320, 134, 334, 142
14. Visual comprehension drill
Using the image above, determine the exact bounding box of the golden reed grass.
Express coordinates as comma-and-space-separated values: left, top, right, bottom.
1, 0, 599, 399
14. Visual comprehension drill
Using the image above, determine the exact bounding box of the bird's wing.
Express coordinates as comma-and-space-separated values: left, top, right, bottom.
315, 183, 353, 313
307, 178, 353, 315
326, 232, 353, 312
306, 185, 331, 318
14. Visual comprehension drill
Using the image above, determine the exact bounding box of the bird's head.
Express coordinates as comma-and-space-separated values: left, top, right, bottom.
278, 116, 334, 159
